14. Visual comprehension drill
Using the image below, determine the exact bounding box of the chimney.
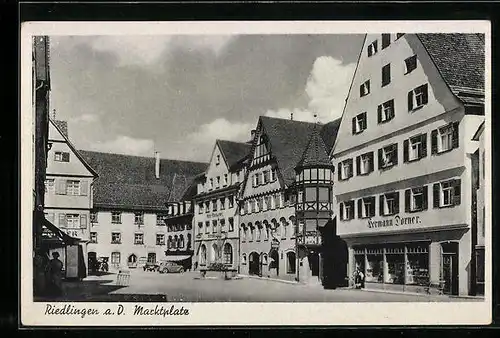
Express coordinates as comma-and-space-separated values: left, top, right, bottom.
155, 151, 160, 179
290, 112, 294, 121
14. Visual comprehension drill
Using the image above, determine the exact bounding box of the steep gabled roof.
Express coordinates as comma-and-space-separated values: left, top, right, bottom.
79, 150, 207, 211
217, 140, 252, 170
296, 123, 334, 169
417, 33, 485, 105
320, 118, 341, 155
472, 121, 485, 141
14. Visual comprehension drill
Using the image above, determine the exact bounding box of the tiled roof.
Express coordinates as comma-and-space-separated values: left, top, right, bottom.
417, 33, 485, 103
53, 120, 68, 138
296, 123, 334, 169
259, 116, 340, 186
320, 118, 341, 154
217, 140, 252, 170
79, 150, 207, 211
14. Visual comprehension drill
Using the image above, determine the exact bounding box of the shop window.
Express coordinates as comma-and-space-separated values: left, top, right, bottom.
367, 40, 378, 57
360, 80, 371, 97
381, 64, 391, 87
358, 197, 376, 218
404, 133, 427, 162
405, 186, 428, 212
366, 249, 383, 282
352, 112, 367, 134
356, 152, 374, 176
431, 122, 459, 155
223, 244, 233, 265
378, 143, 398, 169
378, 99, 394, 123
404, 55, 417, 74
406, 245, 430, 286
382, 34, 391, 49
380, 192, 399, 216
408, 84, 429, 111
433, 179, 461, 208
340, 200, 355, 221
385, 247, 405, 284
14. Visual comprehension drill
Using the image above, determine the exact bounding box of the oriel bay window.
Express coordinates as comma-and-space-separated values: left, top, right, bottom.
356, 152, 374, 176
431, 122, 459, 154
408, 84, 429, 111
358, 197, 376, 218
338, 159, 354, 181
378, 143, 398, 169
340, 200, 355, 221
378, 99, 395, 123
380, 192, 400, 216
352, 112, 367, 134
297, 168, 333, 183
433, 179, 461, 208
404, 133, 427, 162
405, 186, 428, 212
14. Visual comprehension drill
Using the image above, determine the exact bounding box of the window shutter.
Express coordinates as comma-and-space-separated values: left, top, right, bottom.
368, 152, 374, 173
394, 192, 400, 214
348, 159, 354, 178
80, 214, 87, 229
362, 113, 367, 130
421, 133, 427, 158
58, 213, 66, 227
359, 84, 364, 97
422, 84, 429, 104
80, 180, 88, 196
393, 144, 399, 165
352, 117, 356, 134
377, 105, 382, 123
62, 152, 70, 162
379, 195, 385, 216
349, 201, 355, 220
431, 129, 438, 154
356, 156, 361, 175
408, 91, 413, 111
405, 189, 411, 213
357, 199, 362, 218
433, 183, 440, 208
453, 179, 461, 205
55, 179, 65, 195
378, 148, 383, 169
338, 163, 342, 181
370, 197, 376, 216
403, 140, 409, 163
452, 122, 460, 149
422, 185, 429, 210
340, 203, 344, 220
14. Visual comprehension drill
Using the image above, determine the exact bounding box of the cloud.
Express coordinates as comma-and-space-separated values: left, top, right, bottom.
89, 135, 155, 157
305, 56, 356, 121
189, 118, 253, 144
69, 113, 99, 124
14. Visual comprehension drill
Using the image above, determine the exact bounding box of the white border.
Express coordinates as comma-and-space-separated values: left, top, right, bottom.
21, 20, 492, 326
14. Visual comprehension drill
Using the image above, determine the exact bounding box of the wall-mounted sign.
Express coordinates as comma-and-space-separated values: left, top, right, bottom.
271, 238, 280, 249
367, 214, 422, 229
206, 212, 224, 219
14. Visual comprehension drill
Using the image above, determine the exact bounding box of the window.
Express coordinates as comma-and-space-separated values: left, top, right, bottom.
271, 169, 277, 181
212, 199, 217, 212
216, 176, 220, 188
241, 253, 247, 265
405, 186, 428, 212
408, 84, 429, 111
200, 245, 207, 265
223, 174, 228, 186
404, 55, 417, 74
216, 155, 220, 165
212, 220, 217, 233
228, 195, 234, 208
111, 232, 121, 244
90, 232, 97, 243
382, 34, 391, 49
198, 203, 204, 214
378, 99, 394, 123
205, 221, 210, 234
340, 200, 355, 221
45, 179, 55, 193
66, 214, 80, 229
433, 179, 461, 208
205, 202, 210, 213
156, 214, 166, 226
66, 180, 80, 195
209, 178, 213, 190
404, 134, 427, 162
432, 122, 459, 154
358, 197, 376, 218
378, 143, 398, 169
382, 64, 391, 86
54, 151, 70, 162
338, 159, 354, 181
90, 211, 98, 223
255, 173, 261, 186
356, 152, 374, 176
220, 218, 226, 232
134, 233, 144, 245
111, 212, 121, 224
396, 33, 405, 39
352, 112, 367, 134
367, 40, 378, 57
380, 192, 399, 216
263, 170, 269, 184
179, 235, 185, 249
111, 252, 121, 264
220, 197, 225, 210
134, 212, 144, 225
360, 80, 370, 97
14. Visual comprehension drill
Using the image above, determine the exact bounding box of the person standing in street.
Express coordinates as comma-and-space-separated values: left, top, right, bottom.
46, 251, 64, 297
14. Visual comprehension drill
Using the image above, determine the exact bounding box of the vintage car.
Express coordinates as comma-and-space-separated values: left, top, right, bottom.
143, 262, 159, 272
158, 261, 185, 274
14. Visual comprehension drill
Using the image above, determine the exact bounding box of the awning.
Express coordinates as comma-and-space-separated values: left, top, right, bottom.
164, 255, 192, 262
36, 210, 80, 246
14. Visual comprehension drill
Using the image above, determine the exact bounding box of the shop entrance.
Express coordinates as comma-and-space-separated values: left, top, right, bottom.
249, 252, 260, 275
269, 249, 279, 276
88, 252, 97, 274
147, 253, 156, 263
128, 254, 138, 268
442, 242, 459, 295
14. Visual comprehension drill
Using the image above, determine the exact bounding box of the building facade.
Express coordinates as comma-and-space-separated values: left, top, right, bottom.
193, 140, 251, 271
332, 33, 485, 295
43, 119, 98, 276
80, 150, 206, 273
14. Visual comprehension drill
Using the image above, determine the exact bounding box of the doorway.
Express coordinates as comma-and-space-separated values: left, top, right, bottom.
147, 253, 156, 264
88, 252, 97, 274
128, 254, 138, 268
249, 252, 260, 275
269, 250, 279, 276
441, 242, 459, 295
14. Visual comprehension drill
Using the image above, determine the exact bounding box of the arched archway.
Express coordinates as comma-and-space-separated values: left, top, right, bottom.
211, 243, 218, 263
269, 249, 279, 276
286, 251, 296, 274
223, 243, 233, 265
128, 254, 137, 268
249, 252, 260, 275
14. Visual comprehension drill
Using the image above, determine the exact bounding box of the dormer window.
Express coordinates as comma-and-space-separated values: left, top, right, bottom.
367, 40, 378, 57
360, 80, 370, 97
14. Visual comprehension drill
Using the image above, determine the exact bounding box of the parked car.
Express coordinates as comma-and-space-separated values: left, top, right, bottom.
158, 261, 184, 274
143, 262, 159, 272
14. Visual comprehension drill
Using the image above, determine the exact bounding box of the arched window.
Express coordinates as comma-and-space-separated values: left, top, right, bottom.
179, 234, 184, 249
255, 222, 261, 241
211, 243, 218, 263
174, 235, 178, 249
241, 253, 247, 265
279, 218, 287, 237
168, 236, 173, 249
223, 243, 233, 265
200, 244, 207, 265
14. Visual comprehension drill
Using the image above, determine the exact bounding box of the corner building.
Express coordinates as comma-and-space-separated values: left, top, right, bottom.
332, 33, 485, 296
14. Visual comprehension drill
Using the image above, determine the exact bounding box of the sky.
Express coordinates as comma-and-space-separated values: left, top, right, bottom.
49, 34, 364, 163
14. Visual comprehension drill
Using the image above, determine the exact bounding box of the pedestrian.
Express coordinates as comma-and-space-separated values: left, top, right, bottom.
358, 269, 365, 289
46, 251, 64, 298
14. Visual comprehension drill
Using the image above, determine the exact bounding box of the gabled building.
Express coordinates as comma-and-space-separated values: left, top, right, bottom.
332, 33, 485, 296
239, 116, 341, 286
43, 119, 98, 278
79, 150, 207, 273
193, 140, 251, 271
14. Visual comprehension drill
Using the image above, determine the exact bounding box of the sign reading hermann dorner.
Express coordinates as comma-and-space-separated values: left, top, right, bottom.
367, 215, 422, 229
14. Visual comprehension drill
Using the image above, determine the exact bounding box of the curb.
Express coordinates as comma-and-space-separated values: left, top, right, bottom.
358, 288, 484, 300
239, 274, 300, 285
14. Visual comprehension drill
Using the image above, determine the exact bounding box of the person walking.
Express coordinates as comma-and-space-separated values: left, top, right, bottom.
46, 251, 64, 298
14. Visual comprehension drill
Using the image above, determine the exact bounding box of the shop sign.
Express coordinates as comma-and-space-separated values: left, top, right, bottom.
271, 238, 280, 249
367, 214, 422, 229
207, 212, 223, 219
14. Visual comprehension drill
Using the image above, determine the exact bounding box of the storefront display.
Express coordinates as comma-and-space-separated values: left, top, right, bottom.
365, 248, 383, 282
406, 245, 429, 286
385, 246, 405, 284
